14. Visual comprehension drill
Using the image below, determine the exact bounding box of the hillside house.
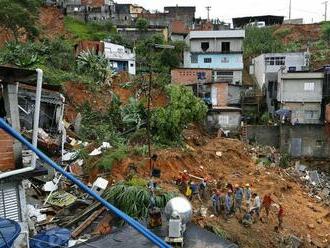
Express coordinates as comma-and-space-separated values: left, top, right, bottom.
103, 42, 136, 75
277, 70, 324, 124
183, 30, 245, 86
250, 52, 310, 113
171, 68, 242, 132
58, 0, 115, 22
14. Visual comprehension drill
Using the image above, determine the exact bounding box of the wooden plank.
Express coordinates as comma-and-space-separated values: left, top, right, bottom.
71, 207, 106, 238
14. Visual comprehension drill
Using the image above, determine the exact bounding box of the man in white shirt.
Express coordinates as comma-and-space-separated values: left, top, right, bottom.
250, 193, 261, 217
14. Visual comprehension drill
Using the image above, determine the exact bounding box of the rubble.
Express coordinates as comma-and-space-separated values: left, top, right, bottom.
288, 161, 330, 204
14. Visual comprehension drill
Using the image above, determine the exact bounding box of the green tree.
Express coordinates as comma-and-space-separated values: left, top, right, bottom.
321, 21, 330, 45
151, 85, 208, 145
0, 0, 41, 41
244, 26, 283, 58
160, 40, 186, 68
136, 18, 149, 32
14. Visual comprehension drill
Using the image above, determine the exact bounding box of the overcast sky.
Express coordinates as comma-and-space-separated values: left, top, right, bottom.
115, 0, 327, 24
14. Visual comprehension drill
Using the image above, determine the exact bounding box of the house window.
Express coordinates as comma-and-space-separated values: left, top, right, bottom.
201, 42, 209, 52
191, 54, 198, 63
215, 71, 233, 83
304, 82, 315, 91
304, 110, 319, 120
221, 42, 230, 52
204, 58, 212, 63
265, 56, 285, 66
221, 57, 229, 63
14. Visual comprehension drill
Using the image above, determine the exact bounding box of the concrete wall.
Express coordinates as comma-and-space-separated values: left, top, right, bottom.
277, 78, 323, 102
247, 125, 280, 148
184, 53, 243, 70
280, 125, 330, 158
228, 85, 241, 105
280, 102, 321, 124
189, 39, 243, 53
206, 110, 241, 131
247, 124, 330, 158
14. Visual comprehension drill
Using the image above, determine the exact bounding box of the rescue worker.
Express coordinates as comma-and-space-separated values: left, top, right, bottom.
225, 190, 233, 218
211, 190, 221, 216
277, 204, 284, 229
199, 177, 208, 200
261, 192, 274, 221
234, 184, 243, 213
244, 183, 252, 209
250, 193, 261, 218
219, 189, 227, 217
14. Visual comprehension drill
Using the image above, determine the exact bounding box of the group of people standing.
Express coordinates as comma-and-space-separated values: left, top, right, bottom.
176, 171, 284, 230
211, 183, 284, 229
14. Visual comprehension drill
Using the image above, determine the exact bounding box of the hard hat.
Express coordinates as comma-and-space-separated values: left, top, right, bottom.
183, 170, 187, 173
245, 183, 250, 187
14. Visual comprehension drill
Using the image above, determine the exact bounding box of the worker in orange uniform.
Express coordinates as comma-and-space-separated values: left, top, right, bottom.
277, 204, 284, 229
261, 192, 274, 222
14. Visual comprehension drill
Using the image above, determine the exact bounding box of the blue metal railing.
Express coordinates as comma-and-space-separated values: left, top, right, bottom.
0, 118, 171, 248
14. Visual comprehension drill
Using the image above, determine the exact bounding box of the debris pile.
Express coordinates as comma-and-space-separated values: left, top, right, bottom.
290, 161, 330, 205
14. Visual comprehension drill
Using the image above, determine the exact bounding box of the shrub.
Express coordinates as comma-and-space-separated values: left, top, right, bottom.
103, 183, 176, 220
279, 153, 291, 168
151, 85, 208, 145
97, 146, 128, 170
244, 26, 283, 58
321, 21, 330, 45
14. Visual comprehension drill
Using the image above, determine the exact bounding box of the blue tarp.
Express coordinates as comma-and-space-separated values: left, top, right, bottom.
0, 218, 21, 248
275, 109, 292, 119
30, 228, 71, 248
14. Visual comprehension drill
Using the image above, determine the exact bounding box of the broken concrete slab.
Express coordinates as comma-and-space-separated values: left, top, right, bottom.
308, 171, 321, 185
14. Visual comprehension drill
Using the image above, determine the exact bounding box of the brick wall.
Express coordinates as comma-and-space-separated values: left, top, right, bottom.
171, 68, 213, 85
0, 129, 15, 172
214, 83, 228, 107
81, 0, 105, 6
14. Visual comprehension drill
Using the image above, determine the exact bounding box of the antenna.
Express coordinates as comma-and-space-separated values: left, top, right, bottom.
323, 1, 328, 21
206, 6, 211, 21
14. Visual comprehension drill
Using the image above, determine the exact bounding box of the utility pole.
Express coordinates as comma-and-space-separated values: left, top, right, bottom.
206, 6, 211, 21
323, 1, 328, 21
289, 0, 292, 20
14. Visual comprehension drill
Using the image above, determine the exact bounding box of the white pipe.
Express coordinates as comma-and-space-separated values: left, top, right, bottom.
0, 69, 43, 179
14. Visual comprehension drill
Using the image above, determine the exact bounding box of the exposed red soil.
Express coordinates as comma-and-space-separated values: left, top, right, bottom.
108, 126, 330, 248
38, 6, 67, 39
274, 24, 321, 45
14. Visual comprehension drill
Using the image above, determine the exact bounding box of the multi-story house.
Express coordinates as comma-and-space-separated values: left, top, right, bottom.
183, 30, 245, 86
103, 42, 136, 75
250, 52, 310, 113
58, 0, 115, 22
277, 70, 324, 124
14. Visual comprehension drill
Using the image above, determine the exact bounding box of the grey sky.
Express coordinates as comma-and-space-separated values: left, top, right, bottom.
115, 0, 327, 23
